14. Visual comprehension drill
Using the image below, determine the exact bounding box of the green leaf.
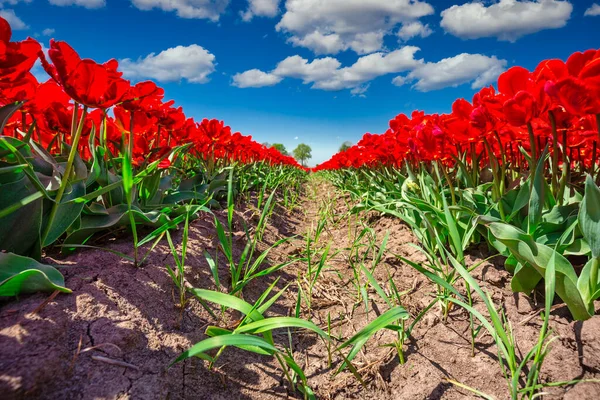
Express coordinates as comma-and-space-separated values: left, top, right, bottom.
488, 222, 590, 320
187, 288, 264, 322
235, 317, 328, 338
214, 217, 232, 263
0, 252, 71, 296
0, 102, 23, 134
227, 167, 234, 227
204, 250, 220, 289
63, 204, 176, 248
506, 179, 529, 222
511, 262, 542, 293
445, 253, 512, 363
0, 171, 43, 257
122, 142, 134, 205
579, 175, 600, 259
577, 258, 600, 307
397, 255, 464, 300
205, 326, 273, 355
360, 264, 391, 308
171, 334, 277, 366
139, 171, 161, 203
336, 306, 408, 372
528, 146, 549, 235
42, 180, 86, 246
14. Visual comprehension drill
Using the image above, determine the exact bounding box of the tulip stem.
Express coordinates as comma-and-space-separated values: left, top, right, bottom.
129, 111, 139, 267
590, 258, 599, 302
596, 114, 600, 184
470, 142, 478, 186
549, 111, 559, 198
41, 104, 88, 245
69, 103, 79, 147
155, 125, 161, 149
527, 122, 537, 175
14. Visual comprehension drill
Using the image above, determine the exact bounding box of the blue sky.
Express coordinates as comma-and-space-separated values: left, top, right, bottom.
3, 0, 600, 166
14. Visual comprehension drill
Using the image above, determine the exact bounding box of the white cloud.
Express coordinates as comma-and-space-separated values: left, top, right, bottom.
350, 84, 370, 97
398, 21, 432, 41
42, 28, 55, 36
131, 0, 229, 21
232, 69, 283, 88
288, 31, 346, 54
585, 3, 600, 16
393, 53, 506, 92
276, 0, 434, 54
119, 44, 216, 84
440, 0, 573, 42
49, 0, 106, 8
273, 55, 342, 84
391, 75, 406, 86
288, 31, 386, 55
241, 0, 280, 21
232, 46, 422, 92
0, 9, 28, 30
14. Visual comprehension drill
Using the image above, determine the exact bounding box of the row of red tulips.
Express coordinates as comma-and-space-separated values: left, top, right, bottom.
315, 49, 600, 173
0, 16, 303, 169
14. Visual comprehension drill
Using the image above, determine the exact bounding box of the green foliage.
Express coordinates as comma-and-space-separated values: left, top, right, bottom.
271, 143, 289, 156
174, 284, 326, 398
0, 252, 71, 296
336, 307, 409, 373
0, 101, 307, 296
339, 141, 353, 152
293, 143, 312, 167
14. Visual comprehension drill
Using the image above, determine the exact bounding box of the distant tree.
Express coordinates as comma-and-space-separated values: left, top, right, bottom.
271, 143, 289, 156
262, 142, 271, 148
293, 144, 312, 167
339, 141, 353, 152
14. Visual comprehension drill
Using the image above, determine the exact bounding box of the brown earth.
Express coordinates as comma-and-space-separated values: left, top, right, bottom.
1, 178, 600, 400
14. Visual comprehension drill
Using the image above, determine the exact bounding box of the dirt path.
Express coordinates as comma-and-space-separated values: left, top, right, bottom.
1, 177, 600, 399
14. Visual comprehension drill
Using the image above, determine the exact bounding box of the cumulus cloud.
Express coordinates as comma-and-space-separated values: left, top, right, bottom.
119, 44, 216, 84
232, 46, 423, 92
131, 0, 230, 21
232, 49, 506, 94
232, 69, 283, 88
42, 28, 55, 36
392, 53, 506, 91
49, 0, 106, 8
241, 0, 280, 21
0, 9, 28, 30
276, 0, 434, 54
585, 3, 600, 16
440, 0, 573, 42
398, 21, 432, 41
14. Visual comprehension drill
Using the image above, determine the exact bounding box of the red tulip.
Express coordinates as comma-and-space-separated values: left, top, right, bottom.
121, 81, 164, 112
0, 72, 37, 104
498, 66, 531, 98
546, 77, 600, 116
566, 50, 599, 77
40, 40, 130, 109
0, 17, 41, 83
503, 91, 538, 126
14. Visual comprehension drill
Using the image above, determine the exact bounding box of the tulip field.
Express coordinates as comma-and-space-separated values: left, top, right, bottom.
2, 14, 600, 400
